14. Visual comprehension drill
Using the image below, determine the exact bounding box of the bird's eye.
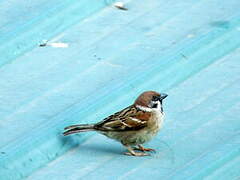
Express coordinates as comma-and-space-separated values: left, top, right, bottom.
152, 96, 159, 101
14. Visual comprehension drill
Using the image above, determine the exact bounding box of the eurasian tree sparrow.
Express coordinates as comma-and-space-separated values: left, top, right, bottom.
63, 91, 168, 156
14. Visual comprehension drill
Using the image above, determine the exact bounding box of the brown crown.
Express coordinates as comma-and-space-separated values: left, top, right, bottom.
134, 91, 160, 107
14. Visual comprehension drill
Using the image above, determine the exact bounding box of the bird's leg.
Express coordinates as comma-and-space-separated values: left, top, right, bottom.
134, 145, 156, 152
124, 145, 149, 156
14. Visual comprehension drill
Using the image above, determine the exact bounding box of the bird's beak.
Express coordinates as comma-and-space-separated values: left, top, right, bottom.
159, 93, 168, 100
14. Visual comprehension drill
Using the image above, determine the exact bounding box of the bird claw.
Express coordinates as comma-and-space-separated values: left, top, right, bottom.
134, 146, 156, 153
124, 152, 149, 156
124, 145, 152, 156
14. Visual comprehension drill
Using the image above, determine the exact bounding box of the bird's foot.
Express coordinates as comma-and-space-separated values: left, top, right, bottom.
124, 152, 149, 156
134, 145, 156, 153
124, 145, 150, 156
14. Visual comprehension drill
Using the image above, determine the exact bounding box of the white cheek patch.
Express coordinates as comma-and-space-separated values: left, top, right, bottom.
150, 101, 160, 108
154, 101, 161, 111
158, 101, 162, 110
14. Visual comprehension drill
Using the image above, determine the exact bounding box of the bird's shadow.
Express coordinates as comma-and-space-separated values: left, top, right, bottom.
77, 143, 123, 155
59, 132, 123, 155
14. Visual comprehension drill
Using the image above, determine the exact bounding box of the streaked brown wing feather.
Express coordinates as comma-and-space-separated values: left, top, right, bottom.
94, 105, 151, 131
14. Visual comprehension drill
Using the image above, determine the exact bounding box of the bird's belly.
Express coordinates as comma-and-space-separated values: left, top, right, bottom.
102, 130, 154, 146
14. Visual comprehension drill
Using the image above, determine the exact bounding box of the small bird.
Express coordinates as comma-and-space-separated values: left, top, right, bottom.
63, 91, 168, 156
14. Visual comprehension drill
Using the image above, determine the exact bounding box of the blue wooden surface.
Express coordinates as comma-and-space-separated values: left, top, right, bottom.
0, 0, 240, 179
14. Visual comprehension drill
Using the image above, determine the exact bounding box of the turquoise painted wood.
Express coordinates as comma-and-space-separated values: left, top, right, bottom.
0, 0, 240, 179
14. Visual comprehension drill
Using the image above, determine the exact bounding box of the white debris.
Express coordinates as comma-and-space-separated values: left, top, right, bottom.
48, 42, 69, 48
39, 40, 69, 48
114, 2, 128, 10
114, 2, 124, 8
39, 40, 48, 47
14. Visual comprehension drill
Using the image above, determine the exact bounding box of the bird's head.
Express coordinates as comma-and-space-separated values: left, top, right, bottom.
134, 91, 168, 112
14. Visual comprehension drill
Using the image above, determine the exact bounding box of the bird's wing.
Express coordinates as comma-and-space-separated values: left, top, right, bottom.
94, 105, 151, 131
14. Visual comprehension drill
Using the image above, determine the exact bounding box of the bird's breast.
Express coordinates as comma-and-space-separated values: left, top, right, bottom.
149, 111, 164, 132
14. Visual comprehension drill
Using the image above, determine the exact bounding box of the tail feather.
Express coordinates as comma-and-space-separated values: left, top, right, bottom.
63, 124, 95, 136
64, 124, 88, 130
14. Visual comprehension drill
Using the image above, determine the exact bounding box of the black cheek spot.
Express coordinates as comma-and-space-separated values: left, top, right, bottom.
152, 104, 158, 108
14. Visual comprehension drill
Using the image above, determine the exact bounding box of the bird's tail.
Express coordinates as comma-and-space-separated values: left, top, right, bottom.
63, 124, 95, 136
